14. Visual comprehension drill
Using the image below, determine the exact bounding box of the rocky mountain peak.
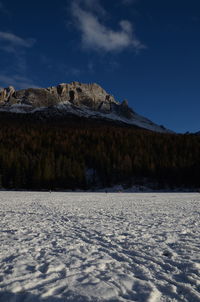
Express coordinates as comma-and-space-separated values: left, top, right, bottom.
0, 82, 171, 133
49, 82, 118, 106
0, 82, 119, 110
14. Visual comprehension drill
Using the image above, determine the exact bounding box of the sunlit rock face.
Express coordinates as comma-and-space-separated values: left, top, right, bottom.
55, 82, 117, 106
1, 82, 116, 107
0, 86, 15, 103
0, 82, 133, 116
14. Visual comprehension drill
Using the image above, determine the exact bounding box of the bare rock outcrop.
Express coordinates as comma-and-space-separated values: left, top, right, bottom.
0, 82, 119, 110
14, 88, 59, 107
0, 86, 15, 103
0, 81, 134, 119
53, 82, 117, 110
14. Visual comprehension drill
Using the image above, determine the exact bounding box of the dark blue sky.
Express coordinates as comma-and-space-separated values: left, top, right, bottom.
0, 0, 200, 133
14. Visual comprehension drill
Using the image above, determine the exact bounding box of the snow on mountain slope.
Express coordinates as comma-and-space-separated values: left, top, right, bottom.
0, 192, 200, 302
0, 82, 172, 133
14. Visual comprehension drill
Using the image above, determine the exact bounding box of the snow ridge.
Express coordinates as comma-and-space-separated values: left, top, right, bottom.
0, 102, 171, 133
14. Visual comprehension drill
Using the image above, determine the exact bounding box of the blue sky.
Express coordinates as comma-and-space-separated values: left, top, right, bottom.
0, 0, 200, 133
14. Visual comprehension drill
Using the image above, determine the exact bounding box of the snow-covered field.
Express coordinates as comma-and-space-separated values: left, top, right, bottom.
0, 192, 200, 302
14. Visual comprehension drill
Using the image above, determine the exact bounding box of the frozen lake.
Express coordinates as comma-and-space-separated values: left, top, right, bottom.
0, 192, 200, 302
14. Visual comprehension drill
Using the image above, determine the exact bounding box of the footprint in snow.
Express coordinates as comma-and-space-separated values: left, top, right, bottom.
163, 251, 173, 258
37, 263, 49, 274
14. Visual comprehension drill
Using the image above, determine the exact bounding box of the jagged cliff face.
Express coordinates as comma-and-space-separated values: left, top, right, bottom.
0, 81, 133, 118
0, 82, 170, 133
0, 82, 117, 109
0, 86, 15, 103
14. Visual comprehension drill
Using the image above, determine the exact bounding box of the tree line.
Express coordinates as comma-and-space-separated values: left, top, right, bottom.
0, 115, 200, 190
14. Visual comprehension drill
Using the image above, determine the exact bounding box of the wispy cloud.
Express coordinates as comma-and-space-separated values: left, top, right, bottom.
0, 32, 37, 88
70, 0, 145, 53
0, 1, 10, 15
0, 32, 35, 53
0, 74, 38, 89
75, 0, 106, 16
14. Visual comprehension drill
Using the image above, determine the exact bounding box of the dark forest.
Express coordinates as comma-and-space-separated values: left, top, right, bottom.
0, 114, 199, 190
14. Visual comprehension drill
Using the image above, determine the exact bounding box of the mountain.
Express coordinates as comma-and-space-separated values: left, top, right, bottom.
0, 82, 170, 133
0, 83, 200, 191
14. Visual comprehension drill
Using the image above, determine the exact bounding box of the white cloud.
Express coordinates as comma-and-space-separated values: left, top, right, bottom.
0, 74, 38, 89
75, 0, 106, 16
71, 0, 145, 52
0, 32, 36, 89
0, 32, 35, 53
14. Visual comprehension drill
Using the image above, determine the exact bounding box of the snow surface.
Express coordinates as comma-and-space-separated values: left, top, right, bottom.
0, 192, 200, 302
